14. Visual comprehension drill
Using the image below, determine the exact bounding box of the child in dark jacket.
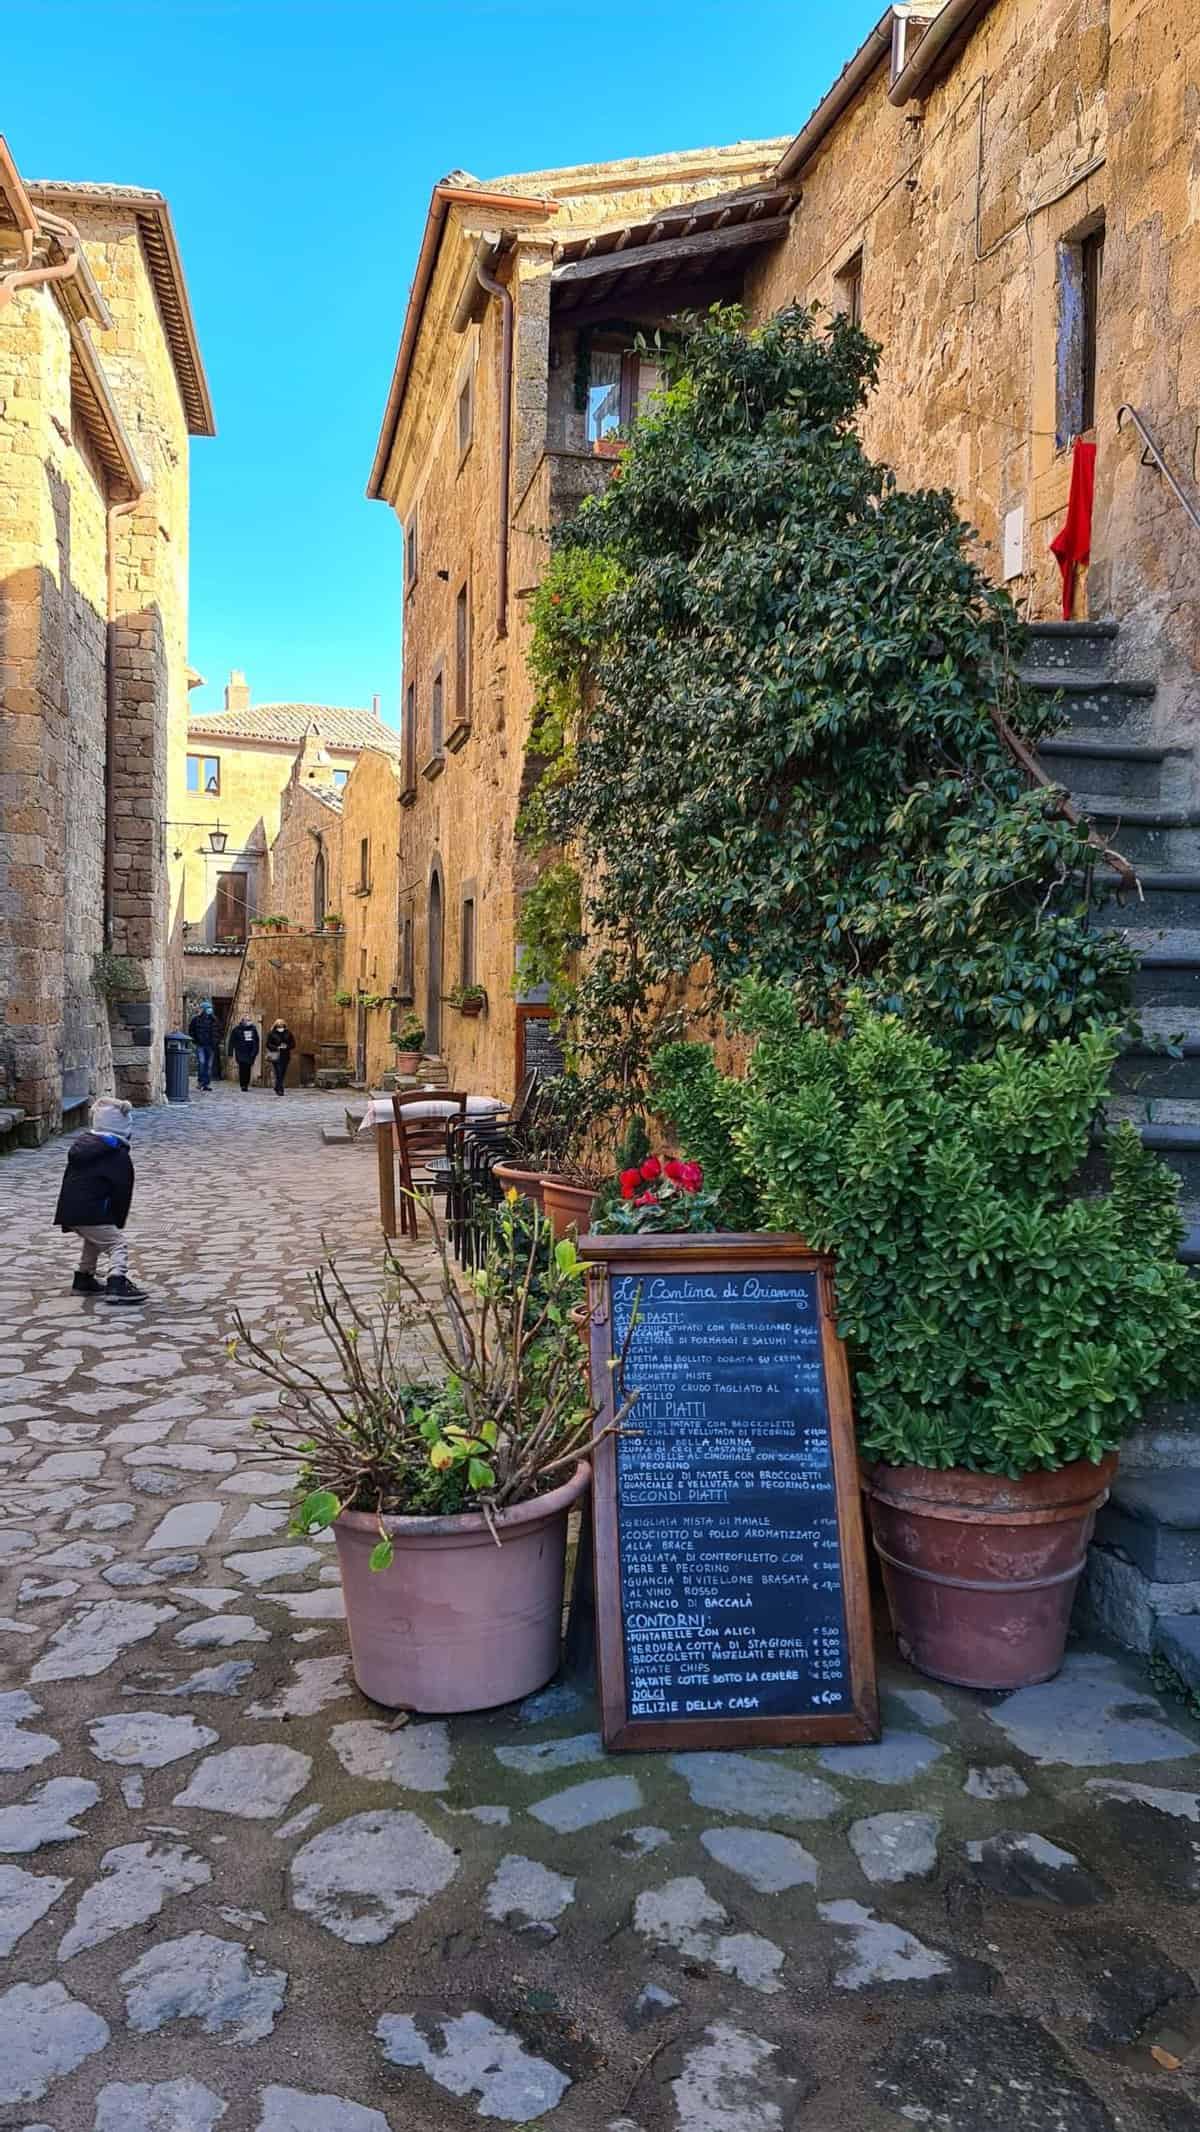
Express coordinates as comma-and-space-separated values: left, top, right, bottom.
54, 1098, 148, 1304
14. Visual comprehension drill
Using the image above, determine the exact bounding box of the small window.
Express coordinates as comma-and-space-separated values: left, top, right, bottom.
359, 837, 370, 893
1080, 227, 1104, 433
448, 583, 471, 749
405, 509, 419, 591
402, 680, 417, 799
331, 768, 349, 791
401, 915, 414, 996
457, 373, 474, 460
187, 755, 220, 796
461, 896, 477, 988
836, 250, 863, 330
587, 349, 623, 446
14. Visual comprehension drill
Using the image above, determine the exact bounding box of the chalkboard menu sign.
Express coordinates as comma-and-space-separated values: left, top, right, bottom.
583, 1234, 878, 1752
515, 1005, 565, 1089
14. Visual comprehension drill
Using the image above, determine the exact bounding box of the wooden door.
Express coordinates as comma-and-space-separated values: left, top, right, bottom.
215, 872, 247, 943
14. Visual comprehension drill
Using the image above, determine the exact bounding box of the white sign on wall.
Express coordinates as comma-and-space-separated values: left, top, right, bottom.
1002, 504, 1026, 582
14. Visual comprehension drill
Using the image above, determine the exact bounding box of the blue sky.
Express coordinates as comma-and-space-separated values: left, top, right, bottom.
6, 2, 882, 727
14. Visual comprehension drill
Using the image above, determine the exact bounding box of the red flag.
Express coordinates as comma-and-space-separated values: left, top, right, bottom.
1049, 439, 1097, 620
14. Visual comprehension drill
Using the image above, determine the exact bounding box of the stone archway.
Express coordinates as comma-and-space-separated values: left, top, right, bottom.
426, 864, 444, 1057
313, 843, 326, 930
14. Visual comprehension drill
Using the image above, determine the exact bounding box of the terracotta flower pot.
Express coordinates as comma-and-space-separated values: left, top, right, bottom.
332, 1461, 591, 1711
492, 1160, 545, 1211
395, 1050, 421, 1074
541, 1176, 598, 1239
862, 1454, 1118, 1691
459, 1001, 483, 1019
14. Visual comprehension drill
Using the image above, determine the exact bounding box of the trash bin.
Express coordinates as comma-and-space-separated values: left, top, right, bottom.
165, 1032, 191, 1105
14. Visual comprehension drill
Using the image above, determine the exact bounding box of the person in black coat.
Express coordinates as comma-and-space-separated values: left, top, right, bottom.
54, 1098, 147, 1304
187, 1001, 220, 1090
228, 1018, 260, 1092
265, 1020, 296, 1096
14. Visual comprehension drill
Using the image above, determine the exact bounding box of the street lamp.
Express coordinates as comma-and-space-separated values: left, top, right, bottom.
209, 824, 228, 854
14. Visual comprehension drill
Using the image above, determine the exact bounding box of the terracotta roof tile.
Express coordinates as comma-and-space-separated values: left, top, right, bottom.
188, 703, 403, 754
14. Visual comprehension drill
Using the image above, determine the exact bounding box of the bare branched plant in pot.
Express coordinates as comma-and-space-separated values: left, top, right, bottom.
230, 1198, 636, 1710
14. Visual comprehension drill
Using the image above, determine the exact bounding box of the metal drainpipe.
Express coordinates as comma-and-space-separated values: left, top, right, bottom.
104, 496, 143, 950
474, 254, 513, 640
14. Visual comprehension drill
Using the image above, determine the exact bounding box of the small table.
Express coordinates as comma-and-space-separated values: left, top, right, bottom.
362, 1093, 506, 1237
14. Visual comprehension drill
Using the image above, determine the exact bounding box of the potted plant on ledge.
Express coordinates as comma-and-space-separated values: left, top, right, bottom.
451, 982, 487, 1019
394, 1013, 425, 1075
230, 1203, 630, 1711
323, 912, 344, 934
651, 988, 1200, 1690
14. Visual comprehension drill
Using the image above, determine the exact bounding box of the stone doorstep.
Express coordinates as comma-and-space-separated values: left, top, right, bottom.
1095, 1468, 1200, 1582
1153, 1614, 1200, 1695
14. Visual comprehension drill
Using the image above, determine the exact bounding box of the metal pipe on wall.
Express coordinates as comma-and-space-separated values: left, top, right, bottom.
474, 253, 514, 641
888, 0, 996, 105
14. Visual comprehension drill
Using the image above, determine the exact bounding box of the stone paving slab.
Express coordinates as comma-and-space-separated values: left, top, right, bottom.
2, 1087, 1200, 2130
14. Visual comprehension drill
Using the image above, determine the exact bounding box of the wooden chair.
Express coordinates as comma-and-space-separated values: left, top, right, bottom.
390, 1090, 468, 1241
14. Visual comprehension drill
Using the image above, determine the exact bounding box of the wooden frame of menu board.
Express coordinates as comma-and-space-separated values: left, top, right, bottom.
514, 1004, 565, 1093
582, 1232, 879, 1753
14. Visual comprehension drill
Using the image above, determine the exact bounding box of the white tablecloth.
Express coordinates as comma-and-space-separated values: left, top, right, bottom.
360, 1093, 506, 1134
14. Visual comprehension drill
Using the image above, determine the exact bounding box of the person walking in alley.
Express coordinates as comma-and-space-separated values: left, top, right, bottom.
265, 1019, 296, 1096
188, 999, 220, 1090
54, 1098, 148, 1304
228, 1016, 260, 1091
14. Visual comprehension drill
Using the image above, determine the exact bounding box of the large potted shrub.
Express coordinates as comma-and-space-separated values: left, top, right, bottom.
230, 1203, 628, 1711
653, 989, 1200, 1689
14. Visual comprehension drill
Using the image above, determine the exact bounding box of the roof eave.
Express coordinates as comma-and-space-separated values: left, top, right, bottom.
68, 317, 147, 498
772, 11, 894, 182
366, 181, 557, 503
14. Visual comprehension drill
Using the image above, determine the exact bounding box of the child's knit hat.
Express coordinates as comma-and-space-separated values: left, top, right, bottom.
92, 1098, 134, 1142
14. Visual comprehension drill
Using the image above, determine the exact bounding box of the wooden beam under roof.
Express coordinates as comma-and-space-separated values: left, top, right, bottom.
553, 214, 792, 288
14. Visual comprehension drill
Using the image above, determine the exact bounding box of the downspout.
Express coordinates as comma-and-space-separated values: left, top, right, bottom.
474, 251, 514, 641
104, 496, 143, 951
888, 0, 996, 103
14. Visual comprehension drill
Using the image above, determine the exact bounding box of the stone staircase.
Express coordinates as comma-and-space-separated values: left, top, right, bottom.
1023, 619, 1200, 1681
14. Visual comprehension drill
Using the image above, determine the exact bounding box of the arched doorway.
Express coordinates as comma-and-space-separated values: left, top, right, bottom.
313, 844, 326, 930
426, 867, 444, 1056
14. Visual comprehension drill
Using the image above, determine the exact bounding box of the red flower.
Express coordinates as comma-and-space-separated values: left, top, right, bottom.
634, 1191, 659, 1207
640, 1156, 662, 1181
619, 1167, 641, 1199
664, 1159, 686, 1183
679, 1161, 704, 1192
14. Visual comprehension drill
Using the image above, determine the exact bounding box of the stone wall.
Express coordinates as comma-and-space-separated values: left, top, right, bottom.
226, 931, 346, 1085
746, 0, 1199, 715
338, 749, 406, 1088
179, 731, 360, 941
271, 770, 345, 936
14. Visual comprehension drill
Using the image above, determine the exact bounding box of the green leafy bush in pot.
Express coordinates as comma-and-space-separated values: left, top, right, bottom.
655, 988, 1200, 1478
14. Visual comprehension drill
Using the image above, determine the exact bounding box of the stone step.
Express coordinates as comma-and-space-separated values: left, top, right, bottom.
1096, 871, 1200, 931
1132, 955, 1200, 1013
1134, 1122, 1200, 1202
1151, 1615, 1200, 1696
0, 1105, 27, 1153
1095, 1467, 1200, 1582
1024, 618, 1120, 673
1081, 808, 1200, 870
1027, 676, 1158, 740
1038, 736, 1174, 806
1113, 1037, 1200, 1102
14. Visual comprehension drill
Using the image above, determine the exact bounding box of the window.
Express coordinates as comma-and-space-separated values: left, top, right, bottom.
359, 837, 370, 893
1056, 219, 1105, 447
400, 915, 414, 998
1080, 226, 1104, 433
586, 349, 623, 446
187, 755, 220, 796
461, 895, 476, 988
836, 250, 864, 329
405, 508, 419, 591
402, 680, 417, 800
313, 845, 326, 929
423, 662, 446, 779
332, 768, 349, 791
448, 583, 471, 749
457, 372, 474, 460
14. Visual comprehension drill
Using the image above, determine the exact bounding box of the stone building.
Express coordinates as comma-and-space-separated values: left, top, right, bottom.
366, 141, 790, 1098
0, 137, 213, 1135
182, 674, 400, 946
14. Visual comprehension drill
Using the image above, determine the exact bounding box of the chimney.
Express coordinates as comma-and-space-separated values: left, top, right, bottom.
225, 669, 251, 712
372, 692, 381, 719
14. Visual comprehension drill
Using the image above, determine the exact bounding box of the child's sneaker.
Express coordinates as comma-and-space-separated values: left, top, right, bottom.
72, 1270, 103, 1295
104, 1274, 149, 1306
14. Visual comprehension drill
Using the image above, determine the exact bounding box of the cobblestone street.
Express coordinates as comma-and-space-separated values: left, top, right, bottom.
2, 1088, 1200, 2131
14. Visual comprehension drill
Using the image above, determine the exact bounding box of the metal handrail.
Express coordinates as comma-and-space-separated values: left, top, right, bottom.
1117, 405, 1200, 536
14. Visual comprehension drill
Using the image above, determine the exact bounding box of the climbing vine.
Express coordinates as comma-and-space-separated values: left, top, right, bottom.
525, 303, 1135, 1055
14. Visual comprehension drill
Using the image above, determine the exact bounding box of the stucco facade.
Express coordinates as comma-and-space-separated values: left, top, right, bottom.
0, 144, 213, 1133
